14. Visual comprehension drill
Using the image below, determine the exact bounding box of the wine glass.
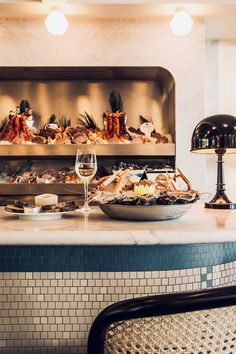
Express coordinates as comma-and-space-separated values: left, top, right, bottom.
75, 147, 97, 211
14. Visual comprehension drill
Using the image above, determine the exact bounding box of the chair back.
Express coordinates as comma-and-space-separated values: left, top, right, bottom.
87, 286, 236, 354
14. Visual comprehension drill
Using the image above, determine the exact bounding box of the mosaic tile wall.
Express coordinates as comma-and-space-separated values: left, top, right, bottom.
0, 261, 236, 354
0, 243, 235, 272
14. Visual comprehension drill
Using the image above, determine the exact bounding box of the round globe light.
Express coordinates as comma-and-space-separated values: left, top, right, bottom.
45, 10, 69, 36
170, 10, 193, 36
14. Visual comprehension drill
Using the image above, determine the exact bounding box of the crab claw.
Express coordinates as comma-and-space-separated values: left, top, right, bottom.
176, 168, 192, 191
98, 170, 121, 191
111, 169, 129, 194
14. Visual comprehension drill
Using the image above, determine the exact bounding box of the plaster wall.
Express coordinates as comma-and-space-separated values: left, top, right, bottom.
0, 17, 205, 189
205, 40, 236, 201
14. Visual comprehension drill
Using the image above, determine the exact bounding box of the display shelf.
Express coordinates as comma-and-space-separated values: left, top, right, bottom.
0, 143, 175, 157
0, 183, 97, 196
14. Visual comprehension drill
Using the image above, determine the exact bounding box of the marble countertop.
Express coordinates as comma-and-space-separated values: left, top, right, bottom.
0, 203, 235, 245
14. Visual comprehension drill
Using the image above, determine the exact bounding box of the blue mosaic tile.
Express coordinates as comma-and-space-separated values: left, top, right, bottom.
0, 243, 236, 272
207, 266, 213, 273
207, 280, 213, 288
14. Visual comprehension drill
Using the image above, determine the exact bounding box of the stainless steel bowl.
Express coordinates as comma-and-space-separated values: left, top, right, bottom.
99, 203, 193, 221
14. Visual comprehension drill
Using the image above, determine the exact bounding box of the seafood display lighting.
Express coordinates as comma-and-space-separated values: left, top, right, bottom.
170, 9, 193, 36
45, 10, 69, 36
191, 114, 236, 209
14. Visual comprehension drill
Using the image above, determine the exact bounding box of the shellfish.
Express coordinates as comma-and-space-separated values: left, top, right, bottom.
92, 168, 199, 206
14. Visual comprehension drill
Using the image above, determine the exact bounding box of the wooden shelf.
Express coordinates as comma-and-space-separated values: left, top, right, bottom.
0, 143, 175, 158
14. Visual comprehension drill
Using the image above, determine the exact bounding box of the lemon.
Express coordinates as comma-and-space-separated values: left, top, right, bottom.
134, 184, 156, 196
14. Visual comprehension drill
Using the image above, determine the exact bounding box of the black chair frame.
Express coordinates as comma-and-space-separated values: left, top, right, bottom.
87, 286, 236, 354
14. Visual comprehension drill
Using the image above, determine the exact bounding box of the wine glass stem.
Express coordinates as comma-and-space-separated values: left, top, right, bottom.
84, 182, 89, 208
84, 211, 89, 231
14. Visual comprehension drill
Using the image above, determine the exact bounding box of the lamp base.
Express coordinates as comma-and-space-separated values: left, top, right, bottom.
205, 189, 236, 210
205, 202, 236, 210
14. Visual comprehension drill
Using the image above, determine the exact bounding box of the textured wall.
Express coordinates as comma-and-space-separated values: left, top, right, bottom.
0, 17, 205, 190
205, 40, 236, 201
218, 40, 236, 201
205, 40, 219, 198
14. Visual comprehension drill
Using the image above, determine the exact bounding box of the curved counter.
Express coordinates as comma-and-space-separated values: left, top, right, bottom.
0, 203, 236, 354
0, 203, 235, 245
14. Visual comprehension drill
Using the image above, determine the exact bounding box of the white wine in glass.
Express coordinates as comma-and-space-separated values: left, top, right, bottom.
75, 148, 97, 211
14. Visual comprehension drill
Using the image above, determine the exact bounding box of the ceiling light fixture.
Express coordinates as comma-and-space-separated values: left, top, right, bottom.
170, 9, 193, 36
45, 8, 69, 36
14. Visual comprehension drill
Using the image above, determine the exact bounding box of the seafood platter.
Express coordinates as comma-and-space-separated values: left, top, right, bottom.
91, 169, 199, 221
0, 161, 90, 197
0, 160, 173, 186
0, 93, 171, 146
0, 163, 80, 185
0, 89, 175, 198
5, 197, 79, 220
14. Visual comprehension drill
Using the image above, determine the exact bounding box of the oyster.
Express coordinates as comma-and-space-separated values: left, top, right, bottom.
5, 200, 33, 213
41, 200, 78, 213
5, 199, 79, 214
92, 168, 200, 206
93, 190, 199, 206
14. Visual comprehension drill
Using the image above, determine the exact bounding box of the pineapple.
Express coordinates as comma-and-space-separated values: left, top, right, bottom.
103, 91, 128, 139
58, 115, 71, 129
77, 111, 97, 131
109, 90, 124, 113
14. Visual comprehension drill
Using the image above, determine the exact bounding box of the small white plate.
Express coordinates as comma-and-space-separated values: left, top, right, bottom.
5, 210, 78, 220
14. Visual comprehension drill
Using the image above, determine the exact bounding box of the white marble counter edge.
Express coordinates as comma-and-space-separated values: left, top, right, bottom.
0, 229, 236, 245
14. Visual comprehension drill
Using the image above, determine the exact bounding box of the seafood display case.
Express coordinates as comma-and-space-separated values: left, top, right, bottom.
0, 66, 175, 201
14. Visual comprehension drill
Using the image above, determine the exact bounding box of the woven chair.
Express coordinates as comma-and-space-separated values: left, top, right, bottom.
87, 286, 236, 354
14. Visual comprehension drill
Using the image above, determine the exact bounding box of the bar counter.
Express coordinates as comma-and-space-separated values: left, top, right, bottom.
0, 203, 235, 245
0, 203, 236, 353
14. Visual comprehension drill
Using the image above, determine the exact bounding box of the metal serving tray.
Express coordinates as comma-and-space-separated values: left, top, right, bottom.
100, 203, 192, 221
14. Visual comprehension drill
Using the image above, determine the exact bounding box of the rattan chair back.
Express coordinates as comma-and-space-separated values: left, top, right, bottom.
87, 286, 236, 354
105, 305, 236, 353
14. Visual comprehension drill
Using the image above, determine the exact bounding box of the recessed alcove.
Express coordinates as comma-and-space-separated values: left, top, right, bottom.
0, 66, 175, 198
0, 66, 175, 142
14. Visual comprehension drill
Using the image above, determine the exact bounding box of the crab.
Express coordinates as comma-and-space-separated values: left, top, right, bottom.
92, 167, 199, 205
155, 168, 192, 192
97, 169, 129, 194
97, 168, 192, 195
